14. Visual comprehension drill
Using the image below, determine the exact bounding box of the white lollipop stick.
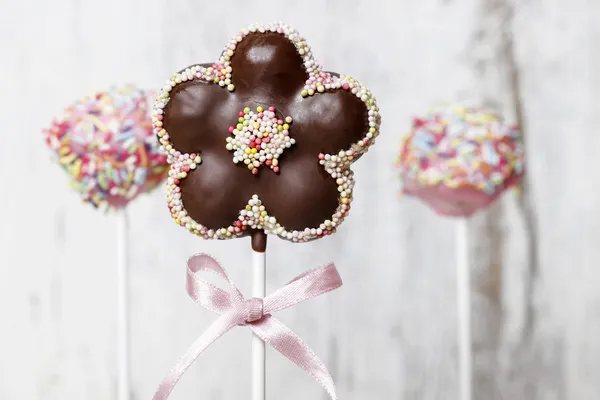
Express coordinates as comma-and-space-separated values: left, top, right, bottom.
252, 245, 267, 400
117, 211, 131, 400
456, 218, 472, 400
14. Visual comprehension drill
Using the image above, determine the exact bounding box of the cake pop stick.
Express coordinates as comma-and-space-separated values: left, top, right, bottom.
455, 218, 471, 400
396, 105, 525, 400
44, 85, 168, 400
252, 232, 267, 400
152, 21, 380, 399
116, 211, 131, 400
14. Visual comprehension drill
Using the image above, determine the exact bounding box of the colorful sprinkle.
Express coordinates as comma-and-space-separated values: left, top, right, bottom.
226, 106, 294, 174
44, 85, 169, 209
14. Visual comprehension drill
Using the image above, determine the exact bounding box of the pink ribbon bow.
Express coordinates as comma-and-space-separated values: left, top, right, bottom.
153, 253, 342, 400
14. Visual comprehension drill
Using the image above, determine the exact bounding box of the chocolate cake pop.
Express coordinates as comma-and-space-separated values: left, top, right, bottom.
45, 85, 168, 209
153, 22, 381, 242
396, 105, 524, 217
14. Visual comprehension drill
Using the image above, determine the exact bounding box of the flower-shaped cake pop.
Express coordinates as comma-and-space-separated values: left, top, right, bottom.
153, 22, 381, 243
44, 85, 169, 209
396, 105, 524, 217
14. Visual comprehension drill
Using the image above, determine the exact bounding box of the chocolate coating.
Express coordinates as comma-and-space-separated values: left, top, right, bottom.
251, 231, 268, 253
163, 32, 369, 237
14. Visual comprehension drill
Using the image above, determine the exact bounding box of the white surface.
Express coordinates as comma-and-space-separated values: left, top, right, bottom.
455, 219, 472, 400
116, 211, 131, 400
252, 250, 267, 400
1, 0, 600, 399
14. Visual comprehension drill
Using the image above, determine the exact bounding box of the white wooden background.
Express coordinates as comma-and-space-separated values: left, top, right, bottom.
1, 0, 598, 399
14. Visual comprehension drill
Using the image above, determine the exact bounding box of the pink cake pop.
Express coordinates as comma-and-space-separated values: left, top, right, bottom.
44, 84, 168, 209
396, 105, 525, 216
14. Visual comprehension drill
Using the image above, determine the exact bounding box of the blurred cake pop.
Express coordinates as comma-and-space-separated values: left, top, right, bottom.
396, 105, 524, 217
44, 84, 169, 209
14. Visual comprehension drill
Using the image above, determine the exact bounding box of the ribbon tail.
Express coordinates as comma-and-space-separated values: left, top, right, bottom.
250, 316, 337, 400
152, 311, 239, 400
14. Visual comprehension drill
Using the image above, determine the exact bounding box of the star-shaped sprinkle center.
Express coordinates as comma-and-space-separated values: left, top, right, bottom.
226, 106, 295, 175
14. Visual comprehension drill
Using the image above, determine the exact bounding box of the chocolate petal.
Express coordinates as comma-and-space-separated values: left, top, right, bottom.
289, 88, 369, 157
230, 32, 308, 100
164, 80, 232, 153
180, 150, 255, 230
259, 153, 339, 231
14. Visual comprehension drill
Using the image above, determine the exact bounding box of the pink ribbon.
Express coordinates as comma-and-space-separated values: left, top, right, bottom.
153, 253, 342, 400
